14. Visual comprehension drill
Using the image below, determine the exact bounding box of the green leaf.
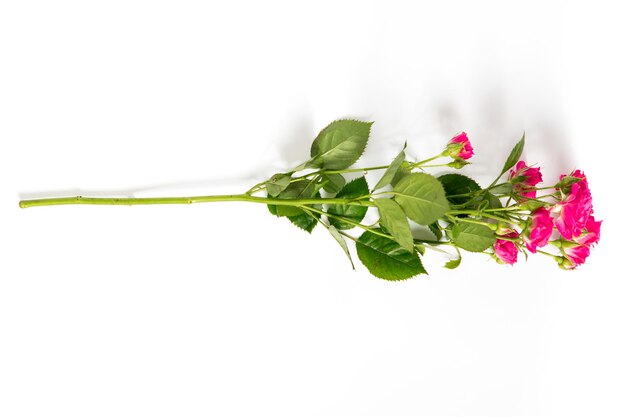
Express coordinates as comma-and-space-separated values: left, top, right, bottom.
428, 222, 443, 241
438, 174, 503, 211
500, 133, 525, 175
393, 173, 449, 225
485, 192, 502, 209
519, 199, 547, 212
327, 177, 369, 230
374, 198, 414, 252
437, 173, 481, 206
555, 175, 582, 191
391, 161, 412, 186
356, 230, 427, 280
265, 173, 291, 197
327, 225, 355, 269
321, 173, 346, 194
309, 119, 373, 170
268, 191, 322, 233
373, 142, 406, 191
450, 223, 496, 252
444, 257, 462, 269
287, 209, 320, 233
489, 183, 513, 195
267, 180, 316, 217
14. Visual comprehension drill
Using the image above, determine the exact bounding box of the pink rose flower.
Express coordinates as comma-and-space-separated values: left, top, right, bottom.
524, 207, 554, 253
573, 215, 602, 246
494, 231, 519, 265
561, 243, 591, 269
509, 161, 542, 199
446, 132, 474, 160
552, 170, 593, 240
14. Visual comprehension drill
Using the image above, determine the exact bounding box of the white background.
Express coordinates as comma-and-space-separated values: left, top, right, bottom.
1, 1, 623, 416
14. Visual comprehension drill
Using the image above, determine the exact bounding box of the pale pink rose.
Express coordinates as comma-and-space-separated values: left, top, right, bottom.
573, 215, 602, 246
561, 243, 591, 269
446, 132, 474, 160
494, 231, 520, 265
552, 170, 593, 240
524, 207, 554, 253
509, 161, 542, 199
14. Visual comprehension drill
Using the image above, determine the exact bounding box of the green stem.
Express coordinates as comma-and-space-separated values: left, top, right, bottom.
411, 154, 444, 167
18, 194, 374, 209
481, 213, 517, 224
537, 249, 560, 260
445, 206, 518, 214
246, 152, 446, 195
303, 206, 393, 241
504, 194, 556, 209
307, 206, 444, 248
487, 173, 505, 190
413, 163, 450, 168
324, 165, 390, 175
247, 172, 318, 195
336, 229, 358, 243
325, 153, 444, 175
444, 183, 511, 200
448, 216, 496, 229
486, 182, 511, 191
446, 210, 519, 224
307, 153, 445, 176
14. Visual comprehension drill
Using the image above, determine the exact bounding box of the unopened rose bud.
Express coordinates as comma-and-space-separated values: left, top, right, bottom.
444, 132, 474, 160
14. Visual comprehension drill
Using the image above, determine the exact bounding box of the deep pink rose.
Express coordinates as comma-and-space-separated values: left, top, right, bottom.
509, 161, 542, 199
561, 243, 591, 269
573, 215, 602, 246
494, 231, 519, 265
446, 132, 474, 160
552, 170, 593, 240
524, 207, 554, 253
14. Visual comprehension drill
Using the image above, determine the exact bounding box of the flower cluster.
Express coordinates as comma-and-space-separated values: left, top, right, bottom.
441, 131, 601, 270
442, 132, 601, 270
490, 163, 601, 269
